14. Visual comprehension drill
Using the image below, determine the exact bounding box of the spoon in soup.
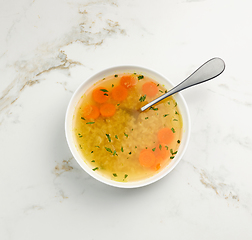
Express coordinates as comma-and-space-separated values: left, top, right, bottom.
140, 57, 225, 112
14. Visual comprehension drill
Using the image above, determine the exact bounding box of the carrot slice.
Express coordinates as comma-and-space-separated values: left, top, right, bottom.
157, 128, 174, 144
142, 82, 158, 97
139, 149, 156, 168
100, 103, 116, 117
154, 143, 170, 159
151, 156, 162, 171
92, 87, 109, 103
82, 105, 100, 119
112, 85, 128, 101
120, 75, 137, 89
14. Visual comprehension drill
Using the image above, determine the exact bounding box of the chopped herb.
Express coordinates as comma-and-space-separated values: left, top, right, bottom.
113, 173, 117, 177
139, 95, 146, 102
175, 111, 178, 115
134, 72, 136, 75
103, 78, 105, 80
138, 75, 144, 80
135, 146, 137, 148
124, 133, 128, 138
115, 135, 118, 139
145, 147, 148, 149
165, 90, 168, 93
159, 144, 162, 150
78, 133, 83, 138
163, 114, 169, 117
81, 117, 85, 120
168, 102, 170, 105
91, 151, 93, 153
112, 84, 114, 88
91, 160, 95, 162
132, 129, 133, 131
114, 74, 118, 77
104, 93, 108, 96
150, 106, 158, 111
95, 146, 100, 148
105, 147, 112, 153
157, 84, 160, 87
145, 117, 149, 120
177, 140, 181, 144
121, 147, 124, 152
170, 156, 175, 159
113, 150, 117, 156
100, 89, 108, 92
117, 103, 120, 106
165, 146, 168, 150
86, 122, 95, 124
79, 144, 82, 149
124, 174, 128, 179
106, 134, 111, 142
92, 167, 98, 171
129, 152, 132, 155
175, 102, 177, 107
173, 119, 178, 121
152, 148, 156, 152
159, 90, 163, 93
171, 127, 175, 133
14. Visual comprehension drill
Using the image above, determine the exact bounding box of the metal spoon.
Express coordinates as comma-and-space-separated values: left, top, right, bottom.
140, 57, 225, 112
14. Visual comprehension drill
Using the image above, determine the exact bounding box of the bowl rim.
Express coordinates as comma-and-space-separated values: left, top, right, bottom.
65, 65, 191, 188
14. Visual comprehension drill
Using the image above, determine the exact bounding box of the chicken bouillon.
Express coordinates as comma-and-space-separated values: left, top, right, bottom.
73, 73, 183, 182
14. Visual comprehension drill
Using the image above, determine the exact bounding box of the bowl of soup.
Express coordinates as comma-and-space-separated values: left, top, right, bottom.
65, 65, 190, 188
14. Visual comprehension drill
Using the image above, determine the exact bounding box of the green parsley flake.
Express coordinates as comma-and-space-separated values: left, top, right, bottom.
124, 174, 128, 179
145, 117, 149, 120
159, 144, 162, 150
100, 89, 108, 92
105, 147, 112, 153
86, 122, 95, 124
135, 146, 137, 148
79, 144, 82, 149
112, 84, 114, 87
171, 127, 175, 133
177, 140, 181, 144
159, 90, 163, 93
115, 135, 118, 139
114, 74, 118, 77
104, 93, 108, 96
121, 147, 124, 152
91, 160, 95, 162
92, 167, 98, 171
124, 133, 128, 138
95, 146, 100, 148
113, 173, 117, 177
81, 117, 85, 120
150, 106, 158, 111
175, 111, 178, 115
113, 150, 117, 156
173, 119, 178, 121
138, 75, 144, 80
168, 102, 170, 105
91, 151, 93, 153
170, 156, 175, 159
165, 146, 168, 150
106, 134, 111, 142
152, 148, 156, 152
129, 152, 132, 155
139, 95, 146, 102
157, 84, 160, 87
163, 114, 169, 117
175, 102, 177, 107
78, 133, 83, 138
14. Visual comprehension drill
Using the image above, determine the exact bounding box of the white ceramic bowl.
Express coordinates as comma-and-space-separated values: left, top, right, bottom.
65, 65, 191, 188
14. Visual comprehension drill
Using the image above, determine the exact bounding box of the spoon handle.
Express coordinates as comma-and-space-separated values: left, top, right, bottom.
140, 57, 225, 112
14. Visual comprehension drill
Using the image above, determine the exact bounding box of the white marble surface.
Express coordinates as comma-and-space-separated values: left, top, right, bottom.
1, 0, 252, 239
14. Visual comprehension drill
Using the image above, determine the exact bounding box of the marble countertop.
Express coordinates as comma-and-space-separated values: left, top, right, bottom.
1, 0, 252, 239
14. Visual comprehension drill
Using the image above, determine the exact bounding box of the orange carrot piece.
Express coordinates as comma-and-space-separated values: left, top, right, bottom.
100, 103, 116, 117
151, 156, 162, 171
112, 85, 128, 101
157, 128, 174, 144
120, 75, 137, 89
82, 105, 100, 119
139, 149, 156, 168
92, 87, 109, 103
154, 143, 170, 159
142, 82, 158, 97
